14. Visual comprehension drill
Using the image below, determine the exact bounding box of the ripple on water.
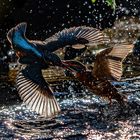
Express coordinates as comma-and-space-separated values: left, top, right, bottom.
0, 77, 139, 139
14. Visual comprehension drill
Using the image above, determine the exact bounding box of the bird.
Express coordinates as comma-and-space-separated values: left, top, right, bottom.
62, 44, 134, 104
7, 22, 107, 118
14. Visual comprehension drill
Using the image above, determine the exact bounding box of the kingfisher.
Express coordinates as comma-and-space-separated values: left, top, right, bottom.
62, 44, 134, 104
7, 22, 107, 118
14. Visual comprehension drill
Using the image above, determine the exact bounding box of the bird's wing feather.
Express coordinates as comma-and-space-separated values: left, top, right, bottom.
16, 63, 60, 118
93, 44, 134, 81
36, 26, 109, 52
7, 22, 27, 45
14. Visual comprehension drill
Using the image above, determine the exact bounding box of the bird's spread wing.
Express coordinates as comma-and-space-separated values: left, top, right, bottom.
7, 22, 27, 45
7, 23, 27, 57
7, 22, 42, 58
16, 63, 60, 118
93, 44, 134, 81
37, 26, 109, 52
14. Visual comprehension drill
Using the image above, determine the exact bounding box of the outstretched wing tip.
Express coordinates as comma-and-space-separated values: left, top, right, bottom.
94, 44, 134, 81
108, 44, 134, 80
27, 94, 61, 118
7, 22, 27, 45
75, 26, 107, 44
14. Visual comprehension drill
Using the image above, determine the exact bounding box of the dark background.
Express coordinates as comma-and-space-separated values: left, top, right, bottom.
0, 0, 140, 58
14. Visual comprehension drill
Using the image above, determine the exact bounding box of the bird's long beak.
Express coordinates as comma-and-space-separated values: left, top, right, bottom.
60, 61, 76, 73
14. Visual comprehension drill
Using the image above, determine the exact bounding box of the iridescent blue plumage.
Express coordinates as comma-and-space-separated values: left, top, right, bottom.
13, 33, 42, 57
7, 23, 42, 58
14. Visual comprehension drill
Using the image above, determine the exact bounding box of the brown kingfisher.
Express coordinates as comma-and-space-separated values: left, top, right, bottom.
62, 44, 134, 104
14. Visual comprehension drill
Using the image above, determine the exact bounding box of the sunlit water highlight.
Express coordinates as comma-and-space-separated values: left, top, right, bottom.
0, 78, 139, 139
